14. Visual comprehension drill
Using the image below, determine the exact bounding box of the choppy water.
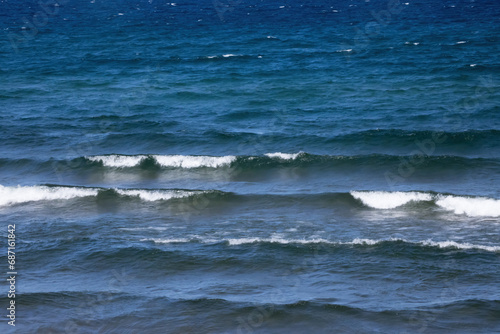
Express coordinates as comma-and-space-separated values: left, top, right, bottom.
1, 0, 500, 332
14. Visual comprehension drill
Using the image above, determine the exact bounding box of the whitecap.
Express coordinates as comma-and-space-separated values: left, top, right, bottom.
86, 154, 236, 168
350, 191, 432, 209
265, 152, 303, 160
115, 189, 195, 201
142, 236, 500, 252
420, 240, 500, 252
86, 155, 147, 167
153, 155, 235, 168
0, 185, 98, 206
226, 237, 329, 245
141, 238, 191, 244
436, 195, 500, 217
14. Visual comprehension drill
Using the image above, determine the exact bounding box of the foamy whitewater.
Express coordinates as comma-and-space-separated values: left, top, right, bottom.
87, 154, 236, 168
0, 185, 98, 206
350, 191, 500, 217
143, 237, 500, 252
0, 185, 207, 206
264, 152, 303, 160
115, 188, 198, 201
435, 195, 500, 217
3, 0, 500, 332
2, 184, 499, 218
350, 191, 433, 209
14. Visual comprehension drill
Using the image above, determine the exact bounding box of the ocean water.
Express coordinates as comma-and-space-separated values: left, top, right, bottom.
1, 0, 500, 332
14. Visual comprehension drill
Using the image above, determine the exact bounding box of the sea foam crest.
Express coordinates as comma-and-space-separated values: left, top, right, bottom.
226, 237, 329, 245
435, 195, 500, 218
0, 185, 98, 206
350, 191, 432, 209
87, 155, 236, 168
115, 189, 196, 201
87, 155, 147, 167
348, 238, 500, 252
143, 237, 500, 252
265, 152, 303, 160
420, 240, 500, 252
0, 185, 209, 207
351, 191, 500, 217
153, 155, 235, 168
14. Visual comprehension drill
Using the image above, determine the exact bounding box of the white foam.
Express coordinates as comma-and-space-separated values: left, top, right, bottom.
420, 240, 500, 252
347, 238, 499, 252
456, 41, 467, 44
222, 54, 238, 58
87, 154, 236, 168
0, 185, 212, 207
244, 237, 499, 252
0, 185, 98, 206
87, 155, 147, 167
116, 189, 195, 201
142, 237, 500, 252
265, 152, 302, 160
348, 238, 388, 245
226, 237, 329, 245
153, 155, 235, 168
350, 191, 432, 209
436, 195, 500, 217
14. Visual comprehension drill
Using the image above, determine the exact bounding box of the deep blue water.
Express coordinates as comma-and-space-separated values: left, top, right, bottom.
1, 0, 500, 332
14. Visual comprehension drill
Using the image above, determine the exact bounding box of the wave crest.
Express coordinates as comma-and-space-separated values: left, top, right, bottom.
115, 189, 198, 201
350, 191, 432, 209
436, 195, 500, 217
0, 185, 216, 206
86, 154, 236, 168
0, 185, 98, 206
264, 152, 303, 160
153, 155, 236, 168
143, 237, 500, 252
350, 191, 500, 217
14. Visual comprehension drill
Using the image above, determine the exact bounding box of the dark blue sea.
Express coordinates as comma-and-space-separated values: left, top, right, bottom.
1, 0, 500, 332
